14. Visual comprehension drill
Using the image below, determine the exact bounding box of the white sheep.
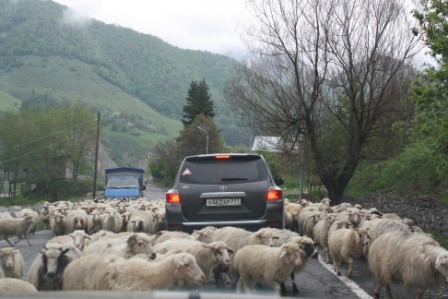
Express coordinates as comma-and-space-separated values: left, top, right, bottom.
99, 209, 123, 233
86, 211, 102, 234
233, 242, 303, 294
153, 227, 216, 245
63, 209, 88, 234
313, 213, 336, 263
213, 226, 279, 287
360, 217, 411, 244
0, 278, 38, 293
83, 233, 156, 260
269, 229, 316, 296
16, 208, 39, 235
46, 230, 91, 251
62, 252, 206, 291
126, 210, 153, 233
156, 239, 233, 281
27, 244, 83, 290
39, 201, 51, 229
327, 219, 354, 239
368, 231, 448, 299
0, 214, 34, 246
49, 212, 65, 236
214, 226, 278, 253
0, 248, 25, 279
328, 227, 370, 278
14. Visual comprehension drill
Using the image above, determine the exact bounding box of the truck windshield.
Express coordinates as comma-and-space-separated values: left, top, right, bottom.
106, 177, 139, 189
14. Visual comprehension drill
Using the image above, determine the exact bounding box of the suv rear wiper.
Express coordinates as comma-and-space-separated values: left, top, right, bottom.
221, 177, 248, 181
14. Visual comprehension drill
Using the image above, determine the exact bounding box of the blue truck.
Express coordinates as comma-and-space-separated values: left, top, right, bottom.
104, 167, 146, 199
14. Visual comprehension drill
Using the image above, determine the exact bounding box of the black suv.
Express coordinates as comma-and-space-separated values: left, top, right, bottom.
165, 153, 284, 232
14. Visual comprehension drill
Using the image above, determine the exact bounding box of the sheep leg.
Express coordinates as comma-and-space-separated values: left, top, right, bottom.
373, 283, 382, 299
4, 236, 14, 246
290, 272, 299, 294
385, 284, 394, 299
415, 288, 425, 299
333, 259, 341, 276
346, 257, 354, 278
280, 282, 287, 296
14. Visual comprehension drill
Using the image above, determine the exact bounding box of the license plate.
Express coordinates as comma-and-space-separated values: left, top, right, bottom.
206, 198, 241, 207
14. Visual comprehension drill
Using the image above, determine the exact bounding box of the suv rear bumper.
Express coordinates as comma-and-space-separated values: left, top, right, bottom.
165, 201, 284, 233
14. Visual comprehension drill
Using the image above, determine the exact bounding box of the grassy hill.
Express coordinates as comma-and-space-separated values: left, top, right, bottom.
0, 0, 250, 166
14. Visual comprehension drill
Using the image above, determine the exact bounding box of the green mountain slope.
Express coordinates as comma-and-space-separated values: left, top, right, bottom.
0, 0, 250, 165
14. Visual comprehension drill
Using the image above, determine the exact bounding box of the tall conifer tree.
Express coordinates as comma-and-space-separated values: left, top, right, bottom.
182, 79, 214, 126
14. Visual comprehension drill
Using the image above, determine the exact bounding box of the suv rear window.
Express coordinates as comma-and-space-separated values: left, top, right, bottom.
179, 156, 268, 184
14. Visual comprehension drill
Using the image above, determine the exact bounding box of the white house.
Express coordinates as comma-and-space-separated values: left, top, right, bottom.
251, 136, 280, 152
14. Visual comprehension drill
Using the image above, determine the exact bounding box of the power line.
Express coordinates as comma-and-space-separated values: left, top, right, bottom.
3, 118, 97, 150
0, 126, 97, 164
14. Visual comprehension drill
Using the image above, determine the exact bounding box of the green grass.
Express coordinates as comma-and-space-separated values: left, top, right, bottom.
0, 56, 182, 162
0, 90, 21, 112
425, 229, 448, 249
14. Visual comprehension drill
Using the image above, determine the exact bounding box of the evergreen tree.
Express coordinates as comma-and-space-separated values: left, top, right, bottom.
182, 79, 214, 126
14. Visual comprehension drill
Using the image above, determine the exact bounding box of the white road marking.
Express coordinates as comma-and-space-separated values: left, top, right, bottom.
317, 255, 374, 299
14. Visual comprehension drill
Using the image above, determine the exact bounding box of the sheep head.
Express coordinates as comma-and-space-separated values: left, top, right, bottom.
0, 248, 17, 269
436, 252, 448, 277
279, 242, 302, 266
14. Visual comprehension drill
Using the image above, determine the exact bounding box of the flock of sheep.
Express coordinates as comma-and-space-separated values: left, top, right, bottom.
0, 196, 446, 298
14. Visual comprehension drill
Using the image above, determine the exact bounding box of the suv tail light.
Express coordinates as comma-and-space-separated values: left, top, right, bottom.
267, 189, 282, 201
166, 190, 181, 204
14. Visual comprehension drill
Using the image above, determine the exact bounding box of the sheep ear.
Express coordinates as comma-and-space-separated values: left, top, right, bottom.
175, 258, 185, 269
227, 247, 234, 254
435, 254, 448, 270
39, 247, 47, 255
127, 235, 138, 246
279, 248, 288, 259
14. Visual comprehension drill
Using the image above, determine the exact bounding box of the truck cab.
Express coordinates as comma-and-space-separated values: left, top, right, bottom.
104, 167, 146, 200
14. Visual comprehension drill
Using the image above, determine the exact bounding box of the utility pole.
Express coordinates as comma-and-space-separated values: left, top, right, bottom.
197, 126, 209, 154
92, 112, 100, 199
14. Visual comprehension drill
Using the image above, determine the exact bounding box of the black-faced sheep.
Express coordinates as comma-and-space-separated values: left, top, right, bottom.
62, 252, 206, 291
27, 244, 82, 290
368, 231, 448, 299
328, 227, 370, 278
233, 242, 303, 294
0, 215, 34, 246
0, 278, 38, 293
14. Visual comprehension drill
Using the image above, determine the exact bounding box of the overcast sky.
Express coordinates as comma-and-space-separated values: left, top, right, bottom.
53, 0, 252, 59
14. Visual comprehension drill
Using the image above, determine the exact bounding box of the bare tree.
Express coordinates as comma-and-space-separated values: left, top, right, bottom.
226, 0, 421, 204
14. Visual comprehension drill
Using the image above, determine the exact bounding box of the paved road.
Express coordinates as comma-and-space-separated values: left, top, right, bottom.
1, 183, 447, 298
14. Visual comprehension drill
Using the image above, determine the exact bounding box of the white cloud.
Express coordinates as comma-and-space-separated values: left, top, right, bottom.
53, 0, 252, 58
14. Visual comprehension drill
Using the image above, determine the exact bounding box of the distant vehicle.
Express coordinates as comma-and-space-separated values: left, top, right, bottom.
104, 167, 146, 200
166, 153, 284, 232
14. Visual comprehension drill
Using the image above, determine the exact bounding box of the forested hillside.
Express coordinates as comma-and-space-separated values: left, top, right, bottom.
0, 0, 249, 166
